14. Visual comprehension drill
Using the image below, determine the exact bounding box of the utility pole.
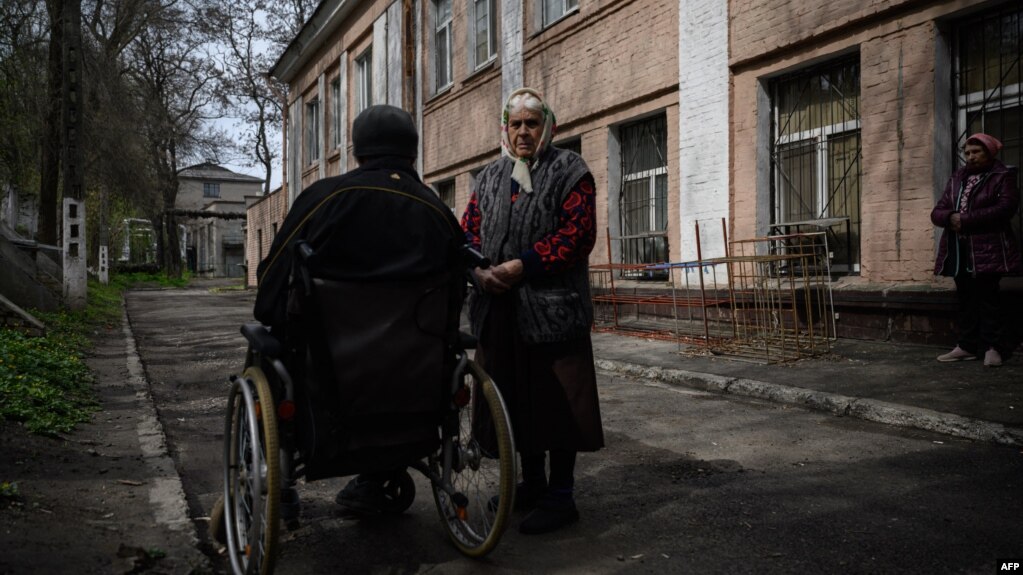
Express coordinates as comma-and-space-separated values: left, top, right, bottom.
62, 0, 87, 307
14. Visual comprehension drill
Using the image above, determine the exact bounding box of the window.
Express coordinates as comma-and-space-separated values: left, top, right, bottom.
955, 6, 1023, 172
355, 49, 373, 113
954, 6, 1023, 267
305, 97, 321, 164
331, 77, 343, 149
619, 115, 668, 279
542, 0, 577, 28
203, 182, 220, 198
556, 138, 581, 156
436, 179, 456, 209
434, 0, 453, 92
470, 0, 497, 70
770, 57, 861, 273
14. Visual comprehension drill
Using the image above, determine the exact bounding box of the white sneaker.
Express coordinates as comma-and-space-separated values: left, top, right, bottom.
936, 346, 976, 362
983, 348, 1002, 367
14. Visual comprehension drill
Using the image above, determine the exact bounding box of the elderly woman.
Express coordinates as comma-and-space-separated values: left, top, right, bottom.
931, 133, 1021, 366
461, 88, 604, 535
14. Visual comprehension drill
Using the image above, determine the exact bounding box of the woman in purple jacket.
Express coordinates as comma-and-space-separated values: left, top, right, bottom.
931, 133, 1022, 366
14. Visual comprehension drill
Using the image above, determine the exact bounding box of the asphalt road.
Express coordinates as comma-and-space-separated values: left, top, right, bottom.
124, 285, 1023, 574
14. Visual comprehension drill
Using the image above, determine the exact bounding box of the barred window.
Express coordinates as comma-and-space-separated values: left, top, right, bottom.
954, 5, 1023, 271
435, 179, 456, 209
619, 115, 668, 279
770, 56, 861, 273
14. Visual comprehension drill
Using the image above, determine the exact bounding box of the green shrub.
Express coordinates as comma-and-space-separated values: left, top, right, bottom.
0, 325, 97, 436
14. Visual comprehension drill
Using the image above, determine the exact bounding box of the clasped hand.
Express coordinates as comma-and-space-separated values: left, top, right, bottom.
950, 213, 962, 233
474, 259, 524, 295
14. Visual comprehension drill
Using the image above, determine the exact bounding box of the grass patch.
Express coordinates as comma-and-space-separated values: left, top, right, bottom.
0, 270, 198, 436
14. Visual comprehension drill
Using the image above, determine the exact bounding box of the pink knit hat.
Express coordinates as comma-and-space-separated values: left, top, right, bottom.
966, 133, 1003, 157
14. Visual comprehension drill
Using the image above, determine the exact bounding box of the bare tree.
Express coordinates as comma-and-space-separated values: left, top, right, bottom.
125, 3, 223, 277
0, 1, 50, 239
203, 0, 317, 196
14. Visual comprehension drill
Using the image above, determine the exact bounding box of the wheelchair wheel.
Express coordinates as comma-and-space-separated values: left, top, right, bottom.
381, 469, 416, 514
222, 367, 280, 575
431, 359, 516, 558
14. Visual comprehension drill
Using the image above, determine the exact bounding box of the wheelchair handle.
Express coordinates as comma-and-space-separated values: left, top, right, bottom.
461, 245, 490, 270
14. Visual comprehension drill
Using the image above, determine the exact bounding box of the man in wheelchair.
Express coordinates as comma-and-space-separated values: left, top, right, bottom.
253, 104, 466, 520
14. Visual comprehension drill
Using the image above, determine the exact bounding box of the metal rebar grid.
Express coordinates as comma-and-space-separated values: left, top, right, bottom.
589, 224, 835, 364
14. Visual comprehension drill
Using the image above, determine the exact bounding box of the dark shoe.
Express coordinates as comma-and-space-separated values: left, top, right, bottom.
335, 476, 386, 518
489, 481, 547, 513
281, 487, 301, 530
519, 495, 579, 535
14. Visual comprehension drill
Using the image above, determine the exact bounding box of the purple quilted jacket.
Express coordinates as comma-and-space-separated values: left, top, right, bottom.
931, 159, 1022, 276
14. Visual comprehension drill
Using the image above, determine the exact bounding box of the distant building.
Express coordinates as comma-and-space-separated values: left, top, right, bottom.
177, 163, 263, 278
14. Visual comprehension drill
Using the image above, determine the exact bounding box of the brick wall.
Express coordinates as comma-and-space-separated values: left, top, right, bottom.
422, 0, 680, 268
729, 0, 990, 285
244, 188, 289, 288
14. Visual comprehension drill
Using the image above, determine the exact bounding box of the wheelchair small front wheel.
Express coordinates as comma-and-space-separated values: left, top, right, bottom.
380, 469, 416, 514
222, 367, 281, 575
432, 360, 516, 558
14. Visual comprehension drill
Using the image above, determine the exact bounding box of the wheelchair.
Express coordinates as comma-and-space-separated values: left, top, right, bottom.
210, 244, 516, 574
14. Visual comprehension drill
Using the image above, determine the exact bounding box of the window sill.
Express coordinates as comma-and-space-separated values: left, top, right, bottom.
535, 6, 579, 37
467, 57, 497, 82
427, 83, 454, 104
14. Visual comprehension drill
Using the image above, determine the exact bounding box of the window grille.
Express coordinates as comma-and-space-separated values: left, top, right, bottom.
953, 5, 1023, 262
770, 56, 861, 274
435, 179, 456, 209
619, 115, 668, 279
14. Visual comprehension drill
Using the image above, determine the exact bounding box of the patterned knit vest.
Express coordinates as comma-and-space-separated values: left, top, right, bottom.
470, 147, 594, 344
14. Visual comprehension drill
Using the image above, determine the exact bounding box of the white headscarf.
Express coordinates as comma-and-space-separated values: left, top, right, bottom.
500, 88, 557, 193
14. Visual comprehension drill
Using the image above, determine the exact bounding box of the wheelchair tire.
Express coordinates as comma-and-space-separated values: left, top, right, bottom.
222, 368, 281, 575
431, 360, 516, 558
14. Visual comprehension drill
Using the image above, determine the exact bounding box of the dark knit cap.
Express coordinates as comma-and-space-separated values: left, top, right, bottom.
352, 105, 418, 159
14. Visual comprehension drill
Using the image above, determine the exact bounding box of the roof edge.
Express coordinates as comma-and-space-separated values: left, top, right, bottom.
269, 0, 362, 84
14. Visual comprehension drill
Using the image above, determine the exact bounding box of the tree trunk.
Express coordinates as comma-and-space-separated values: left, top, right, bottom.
38, 0, 64, 246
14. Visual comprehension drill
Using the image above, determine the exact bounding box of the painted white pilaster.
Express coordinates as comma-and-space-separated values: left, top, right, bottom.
679, 0, 730, 275
501, 0, 524, 102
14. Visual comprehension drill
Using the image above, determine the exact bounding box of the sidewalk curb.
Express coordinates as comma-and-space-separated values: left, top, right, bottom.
122, 307, 209, 570
594, 358, 1023, 447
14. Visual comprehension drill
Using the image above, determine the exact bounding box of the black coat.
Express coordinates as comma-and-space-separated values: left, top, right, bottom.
254, 157, 463, 328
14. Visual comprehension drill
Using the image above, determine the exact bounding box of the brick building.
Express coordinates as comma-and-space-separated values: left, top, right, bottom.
730, 0, 1022, 341
244, 187, 289, 288
257, 0, 1022, 343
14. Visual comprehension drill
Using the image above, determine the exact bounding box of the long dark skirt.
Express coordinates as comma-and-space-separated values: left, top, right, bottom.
475, 294, 604, 454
